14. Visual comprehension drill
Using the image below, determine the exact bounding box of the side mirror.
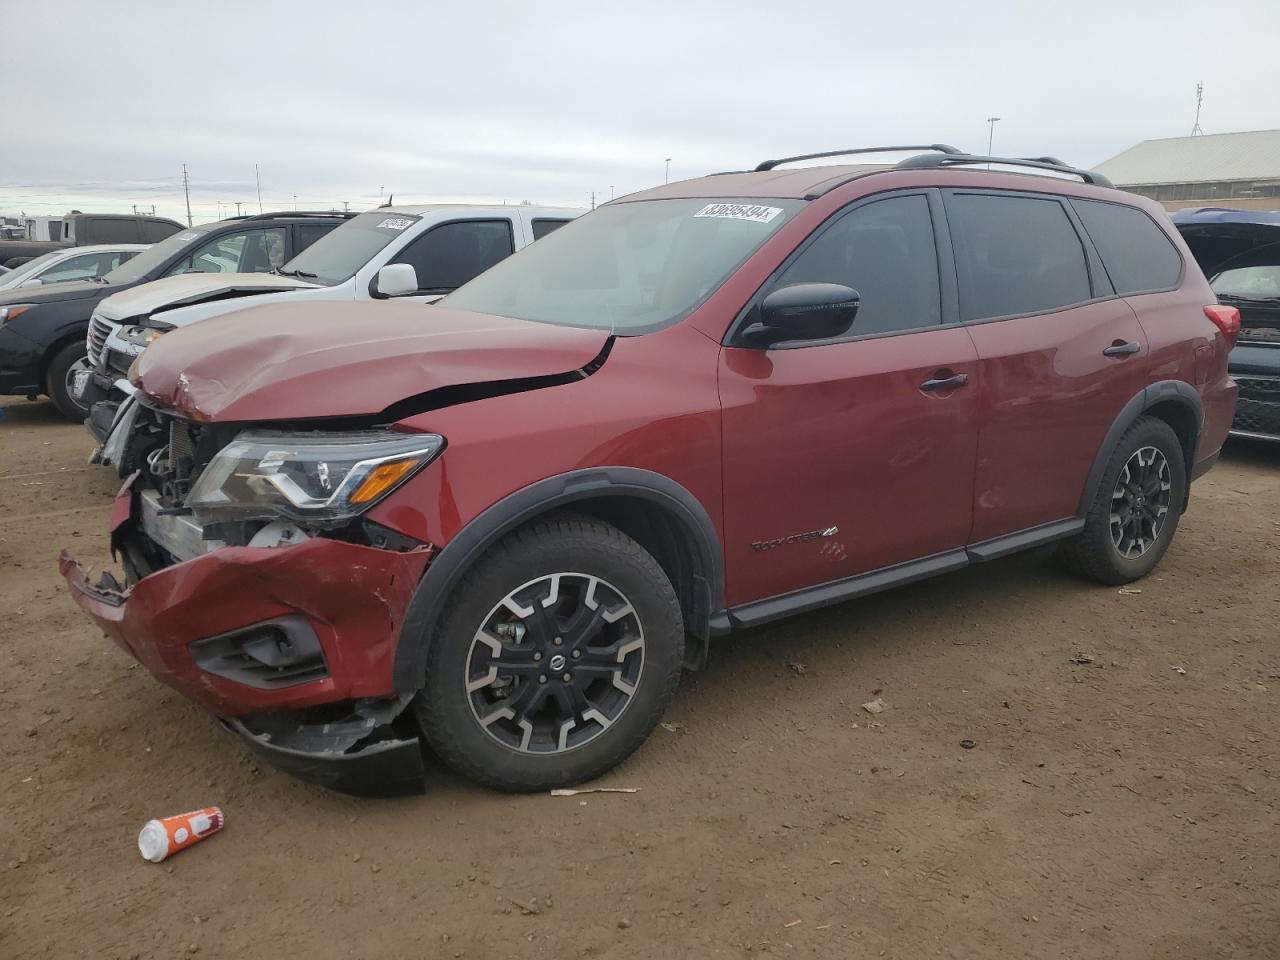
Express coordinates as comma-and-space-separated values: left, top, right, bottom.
373, 263, 419, 298
18, 277, 42, 288
744, 282, 860, 346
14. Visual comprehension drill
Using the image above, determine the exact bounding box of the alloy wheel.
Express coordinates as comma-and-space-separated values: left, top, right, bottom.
1109, 445, 1172, 560
464, 572, 645, 755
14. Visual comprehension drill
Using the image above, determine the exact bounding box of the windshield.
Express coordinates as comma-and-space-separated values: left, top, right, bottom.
1213, 265, 1280, 302
0, 250, 67, 287
444, 198, 804, 332
102, 226, 213, 284
280, 211, 421, 285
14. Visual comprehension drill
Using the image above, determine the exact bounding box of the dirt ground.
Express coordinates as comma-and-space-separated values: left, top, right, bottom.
1, 392, 1277, 960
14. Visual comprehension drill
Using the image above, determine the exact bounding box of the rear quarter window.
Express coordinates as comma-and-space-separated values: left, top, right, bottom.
1071, 199, 1182, 295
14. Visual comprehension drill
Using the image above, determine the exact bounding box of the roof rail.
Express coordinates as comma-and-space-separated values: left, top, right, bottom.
894, 153, 1113, 188
755, 144, 963, 172
228, 211, 357, 221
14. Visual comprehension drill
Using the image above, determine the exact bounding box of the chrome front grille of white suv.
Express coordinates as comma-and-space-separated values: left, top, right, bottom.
86, 313, 116, 367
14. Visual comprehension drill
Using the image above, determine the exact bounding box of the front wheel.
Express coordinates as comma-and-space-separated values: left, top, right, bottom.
415, 515, 685, 792
44, 342, 90, 421
1059, 415, 1187, 585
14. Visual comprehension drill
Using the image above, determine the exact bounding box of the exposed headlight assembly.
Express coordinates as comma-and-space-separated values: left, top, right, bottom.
120, 323, 172, 346
0, 304, 36, 326
186, 430, 444, 525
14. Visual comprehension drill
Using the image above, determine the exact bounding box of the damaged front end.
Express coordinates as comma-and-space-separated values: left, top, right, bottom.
60, 400, 439, 796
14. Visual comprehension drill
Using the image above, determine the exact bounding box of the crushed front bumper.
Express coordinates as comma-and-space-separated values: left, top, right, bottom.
60, 512, 433, 794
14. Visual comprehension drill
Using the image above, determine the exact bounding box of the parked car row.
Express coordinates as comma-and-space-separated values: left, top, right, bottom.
51, 145, 1242, 797
0, 211, 351, 418
0, 212, 181, 268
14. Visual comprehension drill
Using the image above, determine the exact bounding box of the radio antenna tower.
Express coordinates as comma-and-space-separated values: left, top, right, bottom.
1191, 82, 1205, 136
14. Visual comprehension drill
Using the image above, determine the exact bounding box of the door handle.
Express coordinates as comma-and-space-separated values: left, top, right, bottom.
920, 372, 969, 392
1102, 341, 1141, 357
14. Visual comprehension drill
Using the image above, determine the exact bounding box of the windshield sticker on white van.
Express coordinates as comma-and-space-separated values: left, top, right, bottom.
693, 203, 783, 224
375, 217, 416, 231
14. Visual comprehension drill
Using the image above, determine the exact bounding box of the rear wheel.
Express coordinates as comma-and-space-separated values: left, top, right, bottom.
1059, 415, 1186, 585
44, 342, 89, 421
415, 515, 685, 792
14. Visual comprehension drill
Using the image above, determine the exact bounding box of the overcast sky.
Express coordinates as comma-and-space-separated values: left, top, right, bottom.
3, 0, 1277, 224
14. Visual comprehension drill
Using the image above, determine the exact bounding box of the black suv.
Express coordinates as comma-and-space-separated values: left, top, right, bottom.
0, 212, 351, 419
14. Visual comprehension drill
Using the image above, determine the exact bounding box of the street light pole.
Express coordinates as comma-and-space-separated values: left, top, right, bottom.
986, 117, 1001, 157
665, 158, 672, 184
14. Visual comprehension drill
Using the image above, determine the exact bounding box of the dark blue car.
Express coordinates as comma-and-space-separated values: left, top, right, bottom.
1175, 207, 1280, 441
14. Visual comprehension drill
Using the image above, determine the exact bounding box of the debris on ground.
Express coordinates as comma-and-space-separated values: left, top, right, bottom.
660, 722, 687, 734
549, 787, 640, 797
861, 698, 887, 715
960, 739, 977, 750
786, 661, 807, 675
1117, 588, 1143, 596
1172, 666, 1187, 675
1070, 654, 1095, 664
137, 807, 224, 863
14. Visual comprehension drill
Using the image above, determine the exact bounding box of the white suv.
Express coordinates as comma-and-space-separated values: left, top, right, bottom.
86, 204, 580, 459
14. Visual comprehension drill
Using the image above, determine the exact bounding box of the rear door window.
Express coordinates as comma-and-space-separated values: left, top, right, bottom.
295, 222, 336, 256
391, 219, 515, 293
1072, 200, 1182, 294
772, 193, 941, 336
947, 193, 1092, 321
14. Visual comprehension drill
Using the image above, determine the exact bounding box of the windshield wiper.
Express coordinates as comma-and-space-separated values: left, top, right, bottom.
275, 268, 318, 279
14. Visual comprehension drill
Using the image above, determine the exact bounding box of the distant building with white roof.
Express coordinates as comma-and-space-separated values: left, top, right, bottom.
1095, 130, 1280, 212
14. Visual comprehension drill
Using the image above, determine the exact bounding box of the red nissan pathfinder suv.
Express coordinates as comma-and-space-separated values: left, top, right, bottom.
61, 145, 1239, 795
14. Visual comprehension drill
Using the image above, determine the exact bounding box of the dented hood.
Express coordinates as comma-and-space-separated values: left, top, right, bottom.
97, 272, 320, 322
131, 299, 610, 422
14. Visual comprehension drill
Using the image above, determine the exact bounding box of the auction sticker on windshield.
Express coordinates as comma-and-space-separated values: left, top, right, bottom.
375, 217, 417, 231
693, 203, 783, 224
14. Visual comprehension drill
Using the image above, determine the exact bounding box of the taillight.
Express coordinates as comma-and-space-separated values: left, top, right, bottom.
1204, 304, 1241, 344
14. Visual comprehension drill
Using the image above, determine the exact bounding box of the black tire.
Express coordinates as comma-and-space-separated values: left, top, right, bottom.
1059, 415, 1186, 585
414, 514, 685, 792
44, 342, 89, 421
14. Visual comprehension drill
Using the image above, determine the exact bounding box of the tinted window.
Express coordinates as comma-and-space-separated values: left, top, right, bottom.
948, 194, 1092, 321
1073, 200, 1181, 294
88, 218, 139, 243
393, 220, 514, 292
773, 194, 940, 336
295, 223, 336, 255
532, 218, 569, 240
141, 220, 180, 243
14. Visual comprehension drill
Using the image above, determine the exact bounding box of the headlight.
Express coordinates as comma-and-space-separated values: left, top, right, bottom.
121, 324, 171, 346
186, 430, 444, 525
0, 304, 35, 326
